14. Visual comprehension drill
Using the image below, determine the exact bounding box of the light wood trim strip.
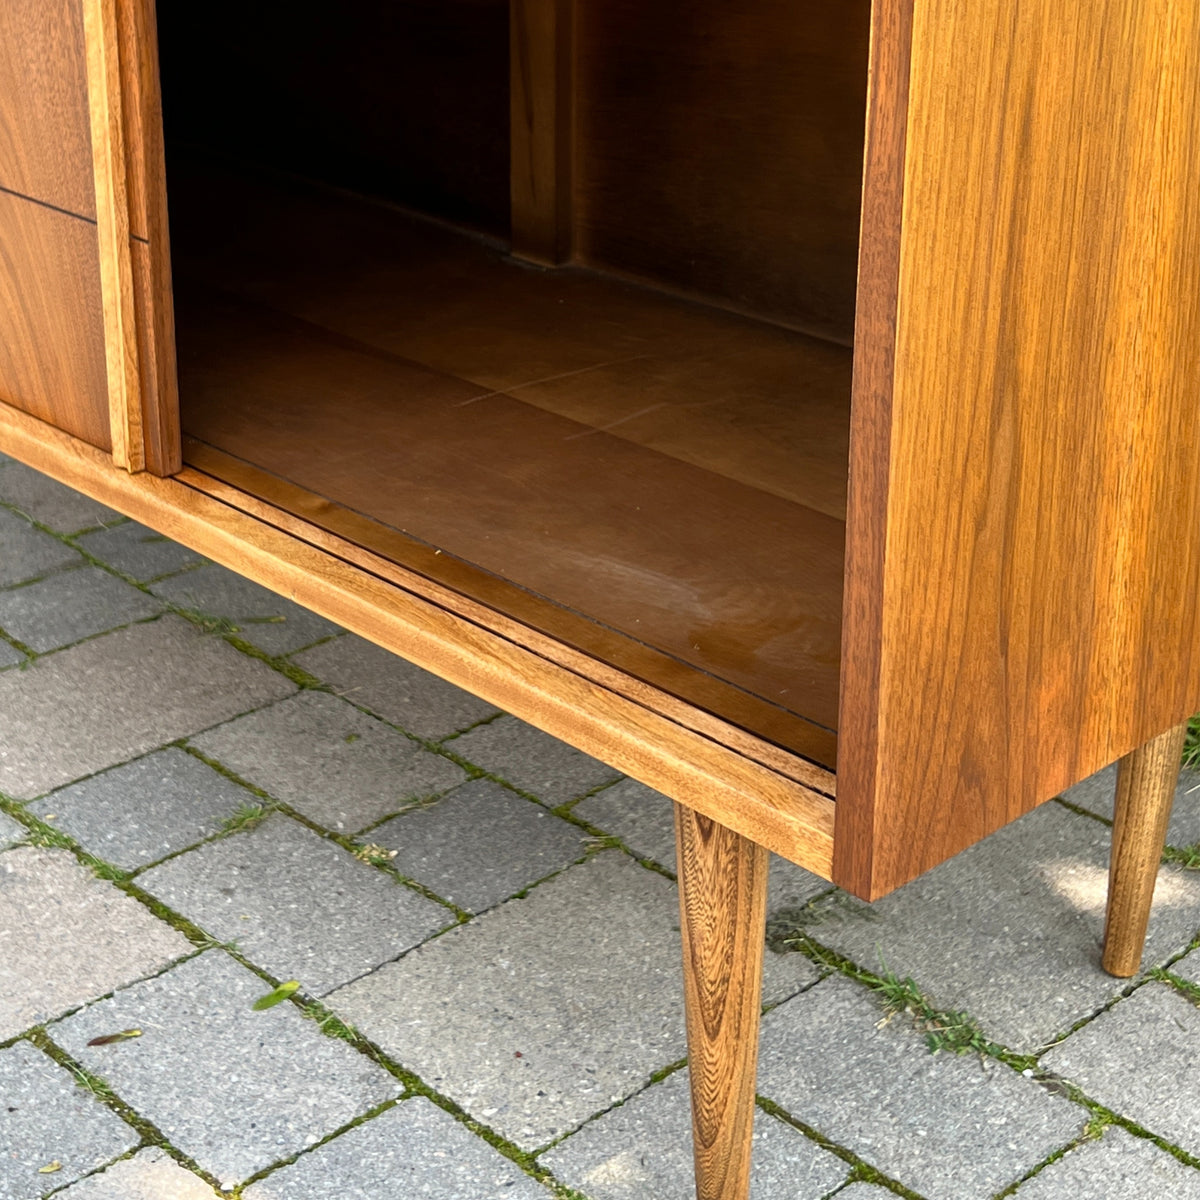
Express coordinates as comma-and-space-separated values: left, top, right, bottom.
82, 0, 143, 471
116, 0, 180, 475
510, 0, 573, 264
0, 398, 836, 875
676, 804, 767, 1200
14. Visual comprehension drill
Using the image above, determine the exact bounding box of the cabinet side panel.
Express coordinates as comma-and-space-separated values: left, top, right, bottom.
0, 0, 96, 219
0, 194, 111, 450
838, 0, 1200, 897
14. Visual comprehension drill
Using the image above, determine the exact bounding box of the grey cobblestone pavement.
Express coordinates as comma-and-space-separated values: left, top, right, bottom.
1, 457, 1199, 1198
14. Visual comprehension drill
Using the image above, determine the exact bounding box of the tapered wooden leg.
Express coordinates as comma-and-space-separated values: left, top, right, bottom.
675, 803, 769, 1200
1102, 721, 1188, 977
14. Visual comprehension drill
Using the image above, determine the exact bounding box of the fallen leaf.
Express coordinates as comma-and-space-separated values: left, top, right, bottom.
87, 1029, 143, 1046
38, 1162, 62, 1174
252, 980, 300, 1010
353, 843, 397, 863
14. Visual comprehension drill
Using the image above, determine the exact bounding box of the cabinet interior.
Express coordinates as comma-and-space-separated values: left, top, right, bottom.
157, 1, 871, 770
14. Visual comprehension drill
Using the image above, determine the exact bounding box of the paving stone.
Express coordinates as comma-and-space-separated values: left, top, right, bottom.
448, 716, 621, 806
1065, 763, 1200, 848
0, 811, 25, 848
786, 802, 1200, 1052
767, 857, 831, 915
294, 634, 499, 740
1012, 1125, 1200, 1199
327, 852, 687, 1150
53, 951, 400, 1189
1173, 948, 1200, 986
0, 616, 296, 799
0, 847, 189, 1040
572, 777, 676, 864
834, 1188, 896, 1198
571, 778, 829, 914
541, 1067, 847, 1200
139, 813, 451, 995
0, 1041, 137, 1200
244, 1097, 550, 1199
151, 562, 341, 655
0, 506, 81, 586
58, 1147, 219, 1199
1041, 982, 1200, 1155
0, 640, 24, 670
0, 460, 120, 533
0, 568, 161, 653
759, 949, 823, 1008
191, 691, 465, 832
29, 748, 257, 870
372, 779, 588, 912
756, 974, 1085, 1200
76, 521, 204, 583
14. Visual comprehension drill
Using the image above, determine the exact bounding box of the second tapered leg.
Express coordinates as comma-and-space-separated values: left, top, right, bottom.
1102, 721, 1188, 977
675, 802, 769, 1200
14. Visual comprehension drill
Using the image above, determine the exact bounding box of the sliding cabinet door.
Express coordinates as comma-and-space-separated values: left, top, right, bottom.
0, 0, 178, 474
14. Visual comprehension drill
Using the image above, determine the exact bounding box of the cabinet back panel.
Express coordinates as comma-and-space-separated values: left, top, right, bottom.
573, 0, 870, 342
839, 0, 1200, 897
0, 0, 95, 219
156, 0, 510, 236
0, 193, 110, 450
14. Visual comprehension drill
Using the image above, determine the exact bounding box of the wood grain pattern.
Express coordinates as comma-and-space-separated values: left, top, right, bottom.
167, 161, 854, 518
82, 0, 143, 471
0, 0, 95, 218
0, 192, 110, 449
510, 0, 572, 264
0, 396, 837, 875
834, 0, 912, 896
117, 0, 180, 475
176, 286, 845, 757
837, 0, 1200, 898
573, 0, 869, 340
675, 803, 767, 1200
183, 438, 841, 776
181, 443, 838, 796
1102, 721, 1187, 977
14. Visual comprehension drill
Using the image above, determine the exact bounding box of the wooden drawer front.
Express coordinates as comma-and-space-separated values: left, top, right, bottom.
0, 192, 110, 449
0, 0, 95, 219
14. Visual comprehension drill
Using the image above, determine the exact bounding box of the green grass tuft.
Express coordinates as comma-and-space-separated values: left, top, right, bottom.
872, 971, 995, 1056
1183, 713, 1200, 770
220, 803, 269, 834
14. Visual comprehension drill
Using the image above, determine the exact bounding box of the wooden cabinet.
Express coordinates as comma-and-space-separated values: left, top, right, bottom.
2, 1, 1198, 1195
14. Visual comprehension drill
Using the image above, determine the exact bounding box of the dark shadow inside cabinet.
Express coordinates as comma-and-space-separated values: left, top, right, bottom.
156, 0, 871, 770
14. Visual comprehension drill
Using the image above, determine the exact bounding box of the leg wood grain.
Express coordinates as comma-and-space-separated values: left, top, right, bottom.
1102, 721, 1188, 977
675, 802, 768, 1200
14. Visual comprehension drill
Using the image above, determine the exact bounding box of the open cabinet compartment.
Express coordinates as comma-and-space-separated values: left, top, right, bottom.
2, 0, 1199, 905
155, 1, 870, 777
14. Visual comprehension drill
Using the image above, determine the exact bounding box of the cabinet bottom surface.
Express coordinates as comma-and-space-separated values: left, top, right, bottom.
171, 160, 851, 768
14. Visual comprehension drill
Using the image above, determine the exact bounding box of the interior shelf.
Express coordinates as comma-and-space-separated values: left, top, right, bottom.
169, 161, 851, 768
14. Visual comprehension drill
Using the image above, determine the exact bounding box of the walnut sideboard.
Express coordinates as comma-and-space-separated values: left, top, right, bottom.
2, 1, 1199, 1196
